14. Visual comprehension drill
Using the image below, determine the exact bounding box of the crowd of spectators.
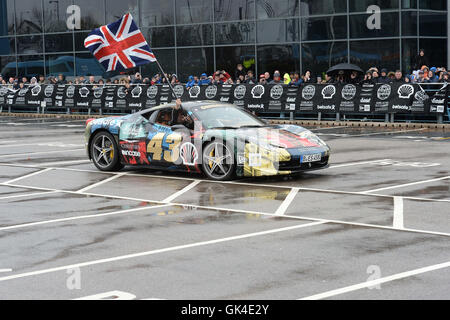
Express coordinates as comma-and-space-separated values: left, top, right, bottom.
1, 49, 449, 89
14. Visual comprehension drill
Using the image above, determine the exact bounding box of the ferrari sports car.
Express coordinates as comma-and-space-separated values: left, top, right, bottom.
85, 101, 331, 181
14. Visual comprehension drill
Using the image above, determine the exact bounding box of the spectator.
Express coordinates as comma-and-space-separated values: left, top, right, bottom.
30, 77, 37, 85
259, 74, 268, 85
21, 77, 28, 84
303, 70, 313, 83
414, 49, 429, 71
440, 72, 449, 83
334, 70, 345, 84
291, 72, 303, 86
38, 74, 46, 84
185, 76, 196, 88
212, 74, 221, 85
245, 70, 255, 84
13, 79, 20, 90
283, 73, 291, 85
269, 71, 282, 84
132, 72, 143, 84
234, 64, 246, 81
199, 73, 211, 85
236, 74, 245, 84
361, 70, 373, 85
378, 69, 389, 83
372, 70, 380, 83
88, 75, 97, 85
392, 70, 404, 83
348, 71, 360, 84
57, 74, 67, 84
264, 72, 271, 83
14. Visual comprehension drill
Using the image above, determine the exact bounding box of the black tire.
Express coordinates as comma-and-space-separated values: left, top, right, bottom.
201, 141, 236, 181
90, 131, 124, 172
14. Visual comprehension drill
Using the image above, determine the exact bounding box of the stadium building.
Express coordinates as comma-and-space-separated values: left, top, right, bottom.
0, 0, 448, 81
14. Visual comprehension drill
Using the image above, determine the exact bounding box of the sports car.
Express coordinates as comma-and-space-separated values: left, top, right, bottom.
85, 101, 331, 181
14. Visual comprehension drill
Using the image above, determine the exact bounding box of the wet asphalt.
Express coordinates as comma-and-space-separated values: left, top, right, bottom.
0, 116, 449, 300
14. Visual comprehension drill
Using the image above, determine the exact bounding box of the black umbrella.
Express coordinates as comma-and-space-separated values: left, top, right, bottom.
326, 63, 364, 76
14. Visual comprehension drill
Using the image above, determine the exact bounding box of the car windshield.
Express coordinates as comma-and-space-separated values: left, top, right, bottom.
192, 105, 265, 129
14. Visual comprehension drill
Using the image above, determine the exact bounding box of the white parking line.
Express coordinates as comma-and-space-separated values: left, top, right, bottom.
363, 176, 450, 194
328, 159, 391, 169
38, 160, 91, 167
3, 168, 53, 185
0, 191, 59, 201
274, 188, 299, 216
0, 221, 326, 283
0, 149, 84, 159
299, 260, 450, 300
393, 197, 404, 229
0, 269, 12, 273
76, 173, 128, 193
2, 182, 450, 238
348, 128, 428, 137
0, 204, 171, 232
162, 180, 201, 203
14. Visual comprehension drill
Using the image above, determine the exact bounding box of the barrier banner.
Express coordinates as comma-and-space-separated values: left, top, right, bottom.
428, 84, 448, 114
0, 83, 447, 115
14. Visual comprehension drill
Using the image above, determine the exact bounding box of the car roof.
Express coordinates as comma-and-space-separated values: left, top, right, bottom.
143, 100, 234, 113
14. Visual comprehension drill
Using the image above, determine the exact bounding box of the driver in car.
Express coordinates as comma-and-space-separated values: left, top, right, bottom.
171, 99, 194, 129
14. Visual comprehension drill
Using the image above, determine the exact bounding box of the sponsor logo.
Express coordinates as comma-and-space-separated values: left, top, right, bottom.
392, 105, 410, 110
251, 85, 265, 99
237, 153, 246, 165
414, 90, 428, 102
234, 85, 247, 100
220, 97, 230, 102
44, 85, 55, 97
93, 87, 103, 98
173, 85, 184, 98
322, 85, 336, 99
147, 85, 158, 99
18, 88, 28, 96
122, 150, 141, 157
189, 86, 201, 98
221, 84, 232, 92
249, 153, 262, 167
317, 105, 336, 110
79, 87, 90, 98
302, 85, 315, 100
431, 98, 445, 104
360, 98, 372, 103
247, 104, 264, 109
205, 85, 218, 99
0, 86, 9, 96
397, 84, 414, 99
270, 85, 284, 100
66, 85, 75, 98
131, 86, 142, 98
286, 97, 296, 103
377, 84, 391, 100
117, 87, 127, 99
180, 142, 199, 166
342, 84, 357, 100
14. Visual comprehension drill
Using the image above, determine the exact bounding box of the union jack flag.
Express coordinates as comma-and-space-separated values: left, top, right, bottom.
84, 13, 156, 72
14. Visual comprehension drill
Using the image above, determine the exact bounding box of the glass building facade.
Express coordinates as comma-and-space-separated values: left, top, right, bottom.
0, 0, 448, 82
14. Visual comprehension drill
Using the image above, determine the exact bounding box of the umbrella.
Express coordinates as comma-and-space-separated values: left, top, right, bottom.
326, 63, 364, 76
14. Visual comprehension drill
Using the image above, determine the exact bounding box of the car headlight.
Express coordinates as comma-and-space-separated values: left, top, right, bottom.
299, 130, 327, 147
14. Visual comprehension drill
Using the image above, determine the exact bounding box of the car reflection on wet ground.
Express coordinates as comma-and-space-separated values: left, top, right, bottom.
0, 116, 449, 300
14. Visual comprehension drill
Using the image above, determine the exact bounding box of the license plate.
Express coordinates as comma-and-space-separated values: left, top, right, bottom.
301, 154, 321, 163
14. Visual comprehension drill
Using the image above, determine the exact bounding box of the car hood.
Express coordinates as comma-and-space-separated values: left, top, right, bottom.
205, 125, 326, 149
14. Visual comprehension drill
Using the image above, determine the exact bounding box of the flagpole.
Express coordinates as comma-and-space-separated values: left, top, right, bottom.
154, 58, 180, 101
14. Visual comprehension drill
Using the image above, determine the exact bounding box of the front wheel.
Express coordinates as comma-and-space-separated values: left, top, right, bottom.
90, 131, 124, 171
201, 141, 236, 181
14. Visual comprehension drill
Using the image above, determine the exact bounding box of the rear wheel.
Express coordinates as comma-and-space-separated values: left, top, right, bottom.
202, 141, 236, 181
90, 131, 123, 171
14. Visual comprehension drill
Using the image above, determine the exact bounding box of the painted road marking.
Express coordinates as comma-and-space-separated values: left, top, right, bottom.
75, 291, 137, 300
274, 187, 300, 216
299, 260, 450, 300
0, 269, 12, 273
0, 222, 326, 283
3, 168, 53, 185
76, 172, 128, 193
363, 176, 450, 194
2, 182, 450, 238
328, 159, 391, 169
0, 204, 171, 231
393, 197, 404, 229
0, 149, 84, 159
38, 160, 91, 167
162, 180, 202, 203
0, 191, 59, 201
